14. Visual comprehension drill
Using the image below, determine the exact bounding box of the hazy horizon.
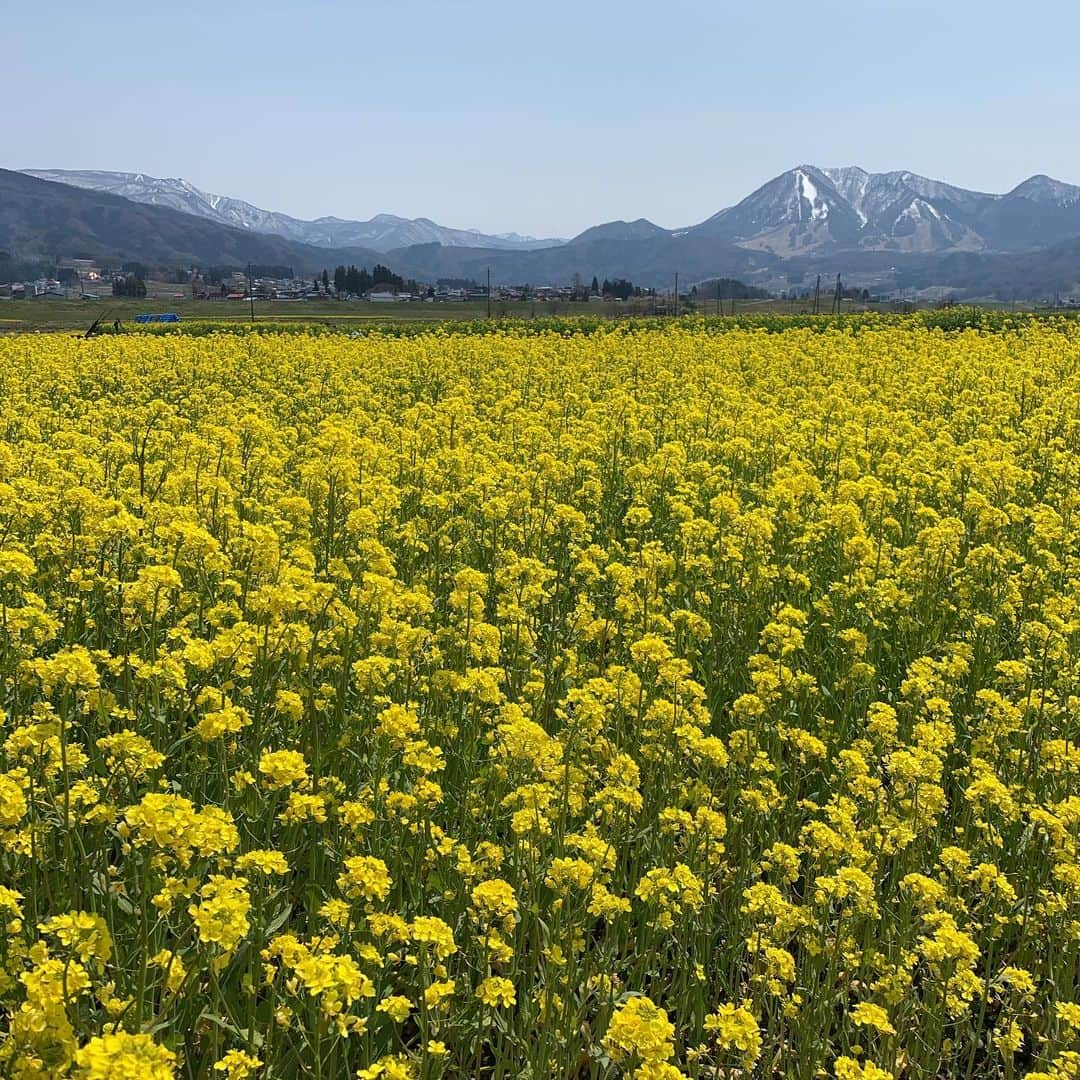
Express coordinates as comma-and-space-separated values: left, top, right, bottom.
9, 0, 1080, 237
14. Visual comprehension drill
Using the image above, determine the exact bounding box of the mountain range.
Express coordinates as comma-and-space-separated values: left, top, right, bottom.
7, 164, 1080, 299
24, 170, 565, 253
27, 164, 1080, 259
0, 168, 383, 274
686, 165, 1080, 256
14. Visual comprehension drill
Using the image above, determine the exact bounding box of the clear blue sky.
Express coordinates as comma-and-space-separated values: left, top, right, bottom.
8, 0, 1080, 238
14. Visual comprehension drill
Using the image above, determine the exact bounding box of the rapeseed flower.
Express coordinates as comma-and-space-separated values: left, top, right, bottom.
4, 318, 1080, 1076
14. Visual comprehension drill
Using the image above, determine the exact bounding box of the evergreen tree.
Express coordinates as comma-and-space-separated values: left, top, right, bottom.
373, 264, 404, 289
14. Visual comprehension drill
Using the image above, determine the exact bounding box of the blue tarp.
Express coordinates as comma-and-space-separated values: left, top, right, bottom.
134, 313, 181, 323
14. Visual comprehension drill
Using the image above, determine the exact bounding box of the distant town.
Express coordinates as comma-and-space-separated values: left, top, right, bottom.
7, 258, 1080, 316
0, 258, 668, 306
3, 257, 857, 316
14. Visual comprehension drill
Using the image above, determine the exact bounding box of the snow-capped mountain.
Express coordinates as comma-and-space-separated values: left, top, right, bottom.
822, 167, 987, 252
692, 166, 865, 253
684, 166, 1080, 255
1008, 174, 1080, 205
22, 170, 566, 253
974, 175, 1080, 251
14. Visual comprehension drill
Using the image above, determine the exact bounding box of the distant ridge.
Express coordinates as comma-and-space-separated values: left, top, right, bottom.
686, 164, 1080, 255
23, 169, 567, 253
22, 163, 1080, 262
8, 164, 1080, 300
0, 168, 383, 273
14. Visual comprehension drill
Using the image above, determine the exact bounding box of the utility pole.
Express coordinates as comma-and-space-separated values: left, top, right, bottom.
674, 272, 679, 318
813, 274, 821, 315
833, 273, 842, 315
247, 264, 255, 323
717, 279, 722, 317
486, 267, 492, 319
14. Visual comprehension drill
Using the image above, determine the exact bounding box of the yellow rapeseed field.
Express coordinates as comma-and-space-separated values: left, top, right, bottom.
1, 321, 1079, 1079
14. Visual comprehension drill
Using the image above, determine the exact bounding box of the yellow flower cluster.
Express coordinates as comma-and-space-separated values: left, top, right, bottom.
0, 318, 1079, 1077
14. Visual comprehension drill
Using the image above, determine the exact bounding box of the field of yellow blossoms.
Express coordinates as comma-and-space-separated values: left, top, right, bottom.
1, 318, 1080, 1079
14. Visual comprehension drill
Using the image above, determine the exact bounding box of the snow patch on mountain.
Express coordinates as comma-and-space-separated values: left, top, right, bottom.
795, 169, 829, 222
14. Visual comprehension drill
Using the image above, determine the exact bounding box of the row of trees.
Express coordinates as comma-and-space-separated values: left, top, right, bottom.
112, 274, 147, 298
598, 277, 654, 300
331, 264, 417, 295
569, 274, 657, 300
695, 277, 771, 301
